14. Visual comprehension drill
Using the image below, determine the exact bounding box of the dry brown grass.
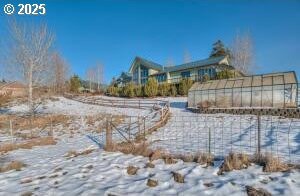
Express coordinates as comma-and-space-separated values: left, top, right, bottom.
176, 152, 214, 166
0, 137, 57, 153
0, 161, 25, 172
110, 142, 153, 157
246, 185, 271, 196
147, 179, 158, 187
172, 172, 184, 183
252, 153, 291, 172
0, 92, 12, 107
127, 166, 139, 175
64, 148, 94, 158
0, 114, 70, 134
218, 153, 251, 175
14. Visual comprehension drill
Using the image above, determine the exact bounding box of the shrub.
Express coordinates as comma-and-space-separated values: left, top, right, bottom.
0, 161, 25, 173
134, 85, 143, 97
0, 92, 12, 107
107, 86, 119, 96
216, 69, 235, 79
158, 83, 170, 96
144, 78, 158, 97
169, 85, 177, 97
218, 153, 251, 175
178, 78, 193, 96
123, 83, 135, 97
202, 74, 210, 82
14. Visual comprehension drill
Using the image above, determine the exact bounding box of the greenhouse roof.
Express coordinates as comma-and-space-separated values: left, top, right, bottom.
189, 71, 298, 91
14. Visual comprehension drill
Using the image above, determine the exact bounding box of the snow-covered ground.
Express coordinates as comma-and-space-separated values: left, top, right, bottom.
1, 134, 299, 196
148, 97, 300, 164
6, 97, 150, 116
0, 96, 300, 195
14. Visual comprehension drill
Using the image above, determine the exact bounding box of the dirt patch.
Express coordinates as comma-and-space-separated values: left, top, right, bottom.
0, 161, 25, 173
64, 148, 95, 158
0, 137, 57, 153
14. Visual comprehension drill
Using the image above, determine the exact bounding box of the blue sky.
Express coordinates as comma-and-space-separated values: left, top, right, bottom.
1, 0, 300, 83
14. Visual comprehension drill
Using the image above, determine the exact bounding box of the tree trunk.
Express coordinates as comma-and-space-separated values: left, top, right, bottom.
28, 63, 33, 114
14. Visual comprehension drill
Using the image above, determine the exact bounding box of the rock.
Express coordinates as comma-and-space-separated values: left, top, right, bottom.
127, 166, 139, 175
204, 182, 214, 187
147, 179, 158, 187
21, 192, 33, 196
145, 162, 155, 168
172, 172, 184, 183
54, 167, 62, 172
246, 185, 272, 196
20, 178, 32, 184
62, 171, 68, 175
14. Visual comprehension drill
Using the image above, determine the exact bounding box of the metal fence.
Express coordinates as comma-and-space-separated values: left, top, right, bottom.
147, 114, 300, 164
0, 114, 60, 144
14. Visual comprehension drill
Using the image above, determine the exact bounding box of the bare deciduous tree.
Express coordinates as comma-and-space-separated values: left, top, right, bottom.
86, 67, 96, 92
8, 20, 54, 113
95, 63, 104, 91
52, 52, 70, 94
183, 50, 191, 63
230, 31, 254, 75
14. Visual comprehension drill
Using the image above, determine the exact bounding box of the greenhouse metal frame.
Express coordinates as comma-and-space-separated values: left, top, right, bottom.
188, 71, 298, 108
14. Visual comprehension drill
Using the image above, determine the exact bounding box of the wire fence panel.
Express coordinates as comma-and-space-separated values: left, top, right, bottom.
147, 114, 300, 164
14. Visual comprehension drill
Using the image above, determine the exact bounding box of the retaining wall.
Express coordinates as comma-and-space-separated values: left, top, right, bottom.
188, 107, 300, 118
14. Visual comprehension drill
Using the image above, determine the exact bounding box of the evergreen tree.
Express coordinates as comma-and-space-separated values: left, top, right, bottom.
70, 75, 81, 93
144, 77, 158, 97
210, 40, 230, 58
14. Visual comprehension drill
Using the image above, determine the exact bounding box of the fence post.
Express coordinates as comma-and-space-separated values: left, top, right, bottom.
138, 115, 140, 135
50, 115, 53, 136
161, 107, 164, 120
128, 116, 131, 141
208, 127, 211, 155
257, 114, 261, 156
10, 119, 13, 143
105, 117, 113, 151
143, 116, 146, 140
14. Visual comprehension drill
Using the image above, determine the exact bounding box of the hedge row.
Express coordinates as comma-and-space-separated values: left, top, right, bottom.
107, 78, 193, 97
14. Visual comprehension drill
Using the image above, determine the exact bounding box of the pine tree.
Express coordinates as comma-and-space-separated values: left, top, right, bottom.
210, 40, 230, 58
70, 75, 81, 93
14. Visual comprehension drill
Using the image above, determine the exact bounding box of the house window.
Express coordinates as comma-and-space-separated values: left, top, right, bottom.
133, 69, 138, 84
181, 71, 190, 78
155, 74, 166, 83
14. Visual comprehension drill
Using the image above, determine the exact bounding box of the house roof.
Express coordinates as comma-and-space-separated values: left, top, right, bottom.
164, 56, 230, 72
129, 56, 230, 74
189, 71, 298, 91
129, 56, 164, 73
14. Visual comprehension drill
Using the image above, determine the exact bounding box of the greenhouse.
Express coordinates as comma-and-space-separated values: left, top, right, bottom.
188, 71, 298, 108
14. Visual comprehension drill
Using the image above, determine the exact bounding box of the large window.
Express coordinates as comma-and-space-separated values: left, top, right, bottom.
140, 65, 148, 85
181, 71, 190, 78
